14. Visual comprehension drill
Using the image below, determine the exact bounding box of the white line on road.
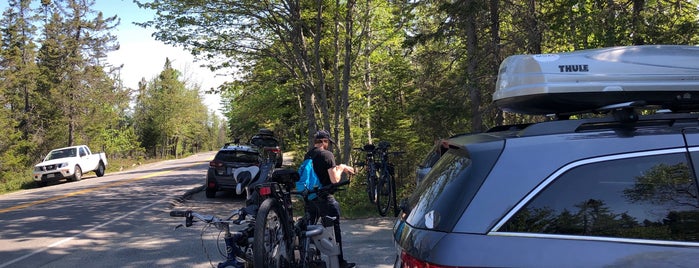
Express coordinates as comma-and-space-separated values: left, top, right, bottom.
0, 197, 168, 268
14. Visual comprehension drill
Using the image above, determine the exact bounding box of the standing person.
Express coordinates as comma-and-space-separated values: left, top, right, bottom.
304, 130, 356, 268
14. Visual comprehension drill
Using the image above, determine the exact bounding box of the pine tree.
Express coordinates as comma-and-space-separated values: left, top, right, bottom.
0, 0, 41, 178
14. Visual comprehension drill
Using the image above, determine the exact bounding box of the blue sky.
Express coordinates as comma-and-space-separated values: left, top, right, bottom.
2, 0, 226, 116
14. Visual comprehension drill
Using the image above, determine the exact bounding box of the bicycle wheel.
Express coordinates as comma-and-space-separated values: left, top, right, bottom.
253, 198, 293, 267
375, 171, 393, 217
391, 173, 399, 217
366, 169, 377, 204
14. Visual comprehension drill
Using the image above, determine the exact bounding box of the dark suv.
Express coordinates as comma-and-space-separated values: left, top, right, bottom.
394, 45, 699, 267
205, 144, 262, 198
250, 129, 283, 168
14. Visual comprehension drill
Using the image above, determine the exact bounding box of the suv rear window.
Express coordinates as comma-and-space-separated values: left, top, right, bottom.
405, 139, 503, 232
501, 152, 699, 242
216, 151, 260, 163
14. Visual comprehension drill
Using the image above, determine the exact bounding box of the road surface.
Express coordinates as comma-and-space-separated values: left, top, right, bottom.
0, 152, 396, 268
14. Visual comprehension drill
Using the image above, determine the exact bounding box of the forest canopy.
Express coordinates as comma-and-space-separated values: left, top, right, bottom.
2, 0, 699, 189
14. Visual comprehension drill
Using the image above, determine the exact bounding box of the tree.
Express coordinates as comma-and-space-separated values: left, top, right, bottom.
133, 58, 209, 158
36, 0, 120, 147
0, 0, 40, 177
135, 0, 374, 152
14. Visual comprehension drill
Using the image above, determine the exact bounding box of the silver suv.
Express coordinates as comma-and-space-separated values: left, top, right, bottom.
394, 45, 699, 267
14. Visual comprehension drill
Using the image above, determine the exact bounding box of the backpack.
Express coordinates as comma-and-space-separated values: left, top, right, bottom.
296, 158, 321, 200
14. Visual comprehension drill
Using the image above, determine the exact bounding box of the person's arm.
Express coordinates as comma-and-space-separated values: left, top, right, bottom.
327, 164, 355, 184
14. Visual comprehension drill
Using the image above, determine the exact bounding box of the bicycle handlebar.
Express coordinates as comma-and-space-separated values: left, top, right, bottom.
170, 210, 221, 222
170, 209, 249, 231
353, 145, 404, 156
291, 179, 351, 197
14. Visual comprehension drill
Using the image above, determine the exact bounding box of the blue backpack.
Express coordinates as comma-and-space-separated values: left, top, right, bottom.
296, 158, 321, 200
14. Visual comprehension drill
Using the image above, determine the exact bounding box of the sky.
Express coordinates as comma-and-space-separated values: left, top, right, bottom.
98, 0, 227, 116
3, 0, 228, 116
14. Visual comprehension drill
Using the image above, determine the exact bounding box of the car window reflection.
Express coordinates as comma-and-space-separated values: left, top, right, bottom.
502, 153, 699, 242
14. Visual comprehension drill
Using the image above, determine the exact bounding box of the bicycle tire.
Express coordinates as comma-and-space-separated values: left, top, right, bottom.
253, 198, 294, 267
375, 171, 393, 217
391, 173, 399, 217
366, 169, 377, 204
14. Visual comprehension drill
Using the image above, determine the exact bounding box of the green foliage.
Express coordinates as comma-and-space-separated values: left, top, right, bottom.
0, 1, 227, 192
2, 0, 699, 197
136, 0, 699, 203
133, 58, 216, 158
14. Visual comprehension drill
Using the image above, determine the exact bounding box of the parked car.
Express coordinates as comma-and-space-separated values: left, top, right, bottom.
205, 144, 263, 198
394, 45, 699, 267
250, 128, 283, 168
32, 145, 108, 187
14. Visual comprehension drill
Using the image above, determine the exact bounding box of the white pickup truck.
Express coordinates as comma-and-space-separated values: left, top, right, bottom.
32, 145, 108, 187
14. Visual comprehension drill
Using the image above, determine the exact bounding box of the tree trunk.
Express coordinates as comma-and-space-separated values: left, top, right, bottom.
332, 0, 342, 156
314, 0, 331, 134
526, 0, 541, 54
631, 0, 645, 45
363, 0, 373, 146
466, 2, 482, 132
287, 0, 318, 148
341, 0, 356, 163
490, 0, 504, 126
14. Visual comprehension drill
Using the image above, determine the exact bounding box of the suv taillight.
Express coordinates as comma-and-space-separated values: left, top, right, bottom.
209, 160, 224, 168
400, 251, 460, 268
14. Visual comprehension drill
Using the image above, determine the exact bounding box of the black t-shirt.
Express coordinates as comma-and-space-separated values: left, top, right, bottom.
304, 147, 336, 186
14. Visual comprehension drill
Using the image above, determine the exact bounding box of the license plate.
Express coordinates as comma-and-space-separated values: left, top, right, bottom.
46, 174, 55, 178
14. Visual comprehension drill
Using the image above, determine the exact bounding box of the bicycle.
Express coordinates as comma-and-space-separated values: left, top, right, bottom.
353, 143, 379, 205
355, 141, 404, 217
170, 207, 257, 268
252, 168, 350, 268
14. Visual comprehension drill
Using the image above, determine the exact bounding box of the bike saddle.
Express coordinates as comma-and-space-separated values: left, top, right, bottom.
378, 141, 391, 149
234, 166, 260, 195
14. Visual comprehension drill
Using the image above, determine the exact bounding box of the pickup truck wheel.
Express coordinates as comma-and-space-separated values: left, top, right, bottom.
72, 166, 83, 181
95, 162, 105, 177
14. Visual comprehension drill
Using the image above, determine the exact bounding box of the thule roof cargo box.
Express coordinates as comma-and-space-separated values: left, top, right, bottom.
493, 45, 699, 115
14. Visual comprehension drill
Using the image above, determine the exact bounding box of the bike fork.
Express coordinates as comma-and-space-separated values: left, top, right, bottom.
218, 232, 245, 268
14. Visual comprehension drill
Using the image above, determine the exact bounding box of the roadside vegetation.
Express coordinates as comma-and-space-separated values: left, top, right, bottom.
2, 0, 699, 203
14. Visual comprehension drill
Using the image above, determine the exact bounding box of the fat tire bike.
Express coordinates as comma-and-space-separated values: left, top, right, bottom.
252, 168, 350, 268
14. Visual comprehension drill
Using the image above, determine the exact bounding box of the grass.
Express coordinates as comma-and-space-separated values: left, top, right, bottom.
0, 156, 166, 195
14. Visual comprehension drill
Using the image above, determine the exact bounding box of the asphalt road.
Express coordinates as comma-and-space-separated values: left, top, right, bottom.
180, 184, 397, 268
0, 152, 396, 268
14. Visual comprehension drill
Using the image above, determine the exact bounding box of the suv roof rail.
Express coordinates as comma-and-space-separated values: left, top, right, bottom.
516, 111, 699, 137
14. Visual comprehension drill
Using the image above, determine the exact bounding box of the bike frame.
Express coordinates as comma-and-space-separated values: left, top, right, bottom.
354, 144, 379, 204
374, 142, 404, 217
254, 179, 349, 268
